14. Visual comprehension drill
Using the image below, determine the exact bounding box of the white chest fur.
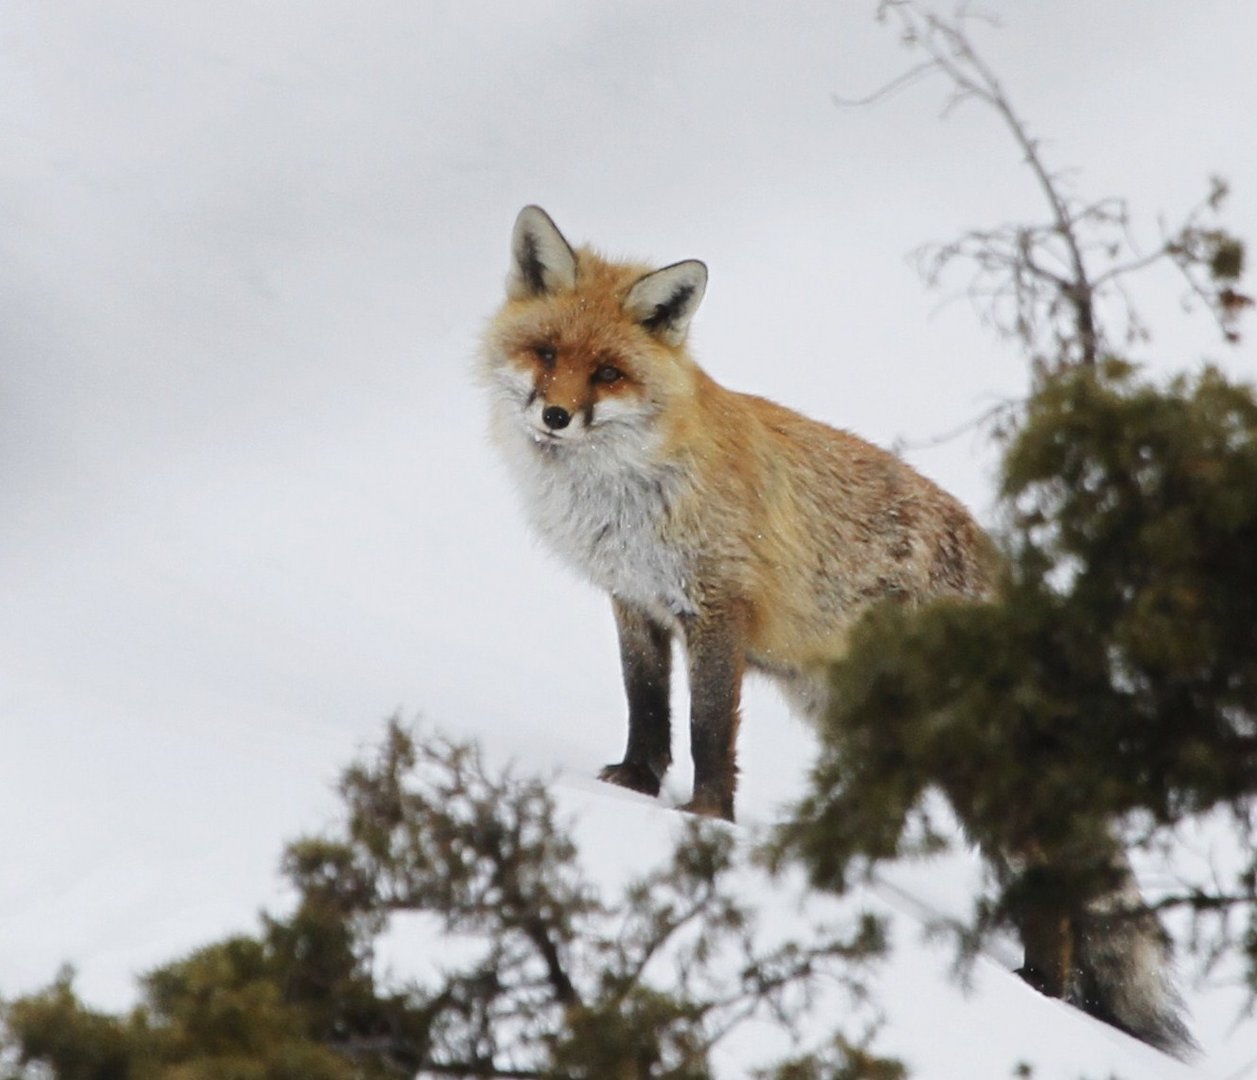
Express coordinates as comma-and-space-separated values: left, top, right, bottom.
499, 427, 695, 619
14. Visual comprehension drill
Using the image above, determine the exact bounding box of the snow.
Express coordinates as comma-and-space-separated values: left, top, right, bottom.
3, 1, 1256, 1076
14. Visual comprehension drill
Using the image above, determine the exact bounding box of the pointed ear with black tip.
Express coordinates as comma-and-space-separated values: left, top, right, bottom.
624, 260, 708, 345
507, 206, 578, 299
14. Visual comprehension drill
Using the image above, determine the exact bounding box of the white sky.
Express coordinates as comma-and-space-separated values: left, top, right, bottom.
2, 3, 1255, 1074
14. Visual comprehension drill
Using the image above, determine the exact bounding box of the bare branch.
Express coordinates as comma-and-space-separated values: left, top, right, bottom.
832, 58, 940, 108
851, 2, 1249, 368
892, 396, 1018, 453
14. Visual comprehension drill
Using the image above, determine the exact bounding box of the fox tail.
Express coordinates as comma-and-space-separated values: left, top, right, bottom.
1069, 865, 1197, 1060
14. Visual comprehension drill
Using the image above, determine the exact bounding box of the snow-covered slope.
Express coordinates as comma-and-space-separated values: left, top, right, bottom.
3, 2, 1255, 1076
549, 783, 1205, 1080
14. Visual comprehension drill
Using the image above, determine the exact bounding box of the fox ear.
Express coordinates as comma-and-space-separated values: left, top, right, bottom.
507, 206, 578, 299
624, 260, 708, 344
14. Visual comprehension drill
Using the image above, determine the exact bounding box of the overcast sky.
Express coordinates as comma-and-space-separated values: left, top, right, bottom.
3, 4, 1256, 1065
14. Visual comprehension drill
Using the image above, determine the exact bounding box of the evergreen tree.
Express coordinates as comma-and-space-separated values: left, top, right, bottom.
778, 0, 1256, 1050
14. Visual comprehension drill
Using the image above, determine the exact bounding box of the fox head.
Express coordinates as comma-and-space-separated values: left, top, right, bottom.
481, 206, 707, 456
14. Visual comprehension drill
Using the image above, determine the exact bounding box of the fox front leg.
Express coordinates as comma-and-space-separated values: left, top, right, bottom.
679, 602, 745, 822
598, 598, 673, 797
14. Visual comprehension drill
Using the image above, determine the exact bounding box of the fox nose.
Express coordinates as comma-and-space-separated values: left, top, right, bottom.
542, 405, 571, 430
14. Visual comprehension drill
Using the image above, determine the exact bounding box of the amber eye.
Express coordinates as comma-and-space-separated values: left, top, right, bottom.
592, 364, 623, 385
533, 344, 556, 367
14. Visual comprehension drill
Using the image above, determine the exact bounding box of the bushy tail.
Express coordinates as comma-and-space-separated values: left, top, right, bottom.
1070, 864, 1198, 1060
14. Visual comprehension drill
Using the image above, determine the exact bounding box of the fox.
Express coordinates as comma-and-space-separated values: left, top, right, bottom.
481, 205, 993, 819
479, 206, 1194, 1058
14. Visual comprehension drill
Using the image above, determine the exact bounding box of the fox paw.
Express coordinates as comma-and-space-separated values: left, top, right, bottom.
678, 794, 735, 823
598, 761, 662, 797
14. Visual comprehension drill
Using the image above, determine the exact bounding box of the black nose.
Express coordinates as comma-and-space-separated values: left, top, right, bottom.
542, 405, 571, 430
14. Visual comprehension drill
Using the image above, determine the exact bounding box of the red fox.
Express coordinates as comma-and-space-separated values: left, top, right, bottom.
480, 205, 994, 821
479, 207, 1195, 1059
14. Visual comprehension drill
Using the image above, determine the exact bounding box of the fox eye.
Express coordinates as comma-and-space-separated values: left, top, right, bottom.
593, 364, 623, 385
533, 344, 556, 367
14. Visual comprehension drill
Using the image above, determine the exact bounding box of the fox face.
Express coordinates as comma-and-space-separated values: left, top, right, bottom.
481, 206, 707, 457
493, 328, 652, 452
